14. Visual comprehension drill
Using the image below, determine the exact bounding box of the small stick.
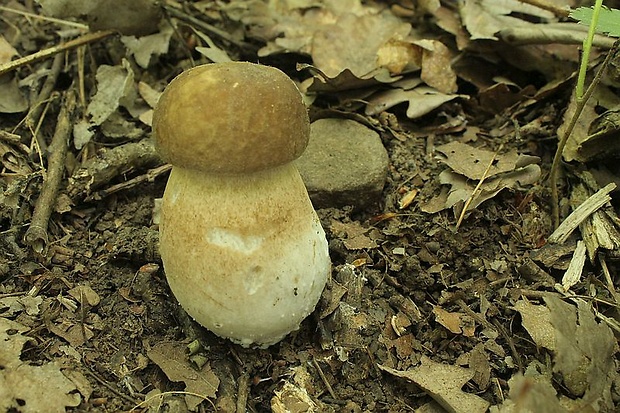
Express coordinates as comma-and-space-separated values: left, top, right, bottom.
25, 53, 65, 152
516, 0, 570, 17
0, 30, 114, 76
235, 371, 250, 413
24, 89, 77, 254
0, 5, 89, 29
312, 358, 337, 400
599, 255, 619, 303
84, 368, 140, 406
492, 319, 524, 373
499, 25, 615, 48
163, 4, 253, 51
85, 164, 171, 202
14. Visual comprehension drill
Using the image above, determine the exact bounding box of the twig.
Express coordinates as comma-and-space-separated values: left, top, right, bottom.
24, 89, 77, 254
235, 371, 250, 413
499, 24, 616, 48
85, 164, 171, 202
84, 368, 140, 406
29, 93, 55, 169
598, 254, 619, 303
455, 299, 497, 333
549, 40, 619, 228
0, 30, 114, 76
162, 4, 253, 51
492, 319, 524, 373
25, 52, 65, 152
0, 5, 89, 29
516, 0, 570, 17
312, 358, 337, 400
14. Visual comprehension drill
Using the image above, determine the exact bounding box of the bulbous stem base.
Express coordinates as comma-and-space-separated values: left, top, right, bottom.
159, 163, 331, 347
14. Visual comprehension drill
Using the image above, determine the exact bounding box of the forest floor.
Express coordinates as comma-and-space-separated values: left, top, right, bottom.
0, 1, 619, 412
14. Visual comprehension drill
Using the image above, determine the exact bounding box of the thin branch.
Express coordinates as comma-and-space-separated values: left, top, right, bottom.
235, 371, 250, 413
162, 4, 255, 51
24, 89, 77, 254
516, 0, 570, 17
25, 52, 65, 152
0, 30, 114, 76
85, 164, 171, 202
499, 25, 616, 48
0, 5, 89, 29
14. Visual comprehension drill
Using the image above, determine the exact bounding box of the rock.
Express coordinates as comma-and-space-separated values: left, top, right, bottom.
296, 118, 389, 209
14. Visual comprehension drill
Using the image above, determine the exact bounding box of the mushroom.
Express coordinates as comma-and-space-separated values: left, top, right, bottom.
153, 62, 331, 347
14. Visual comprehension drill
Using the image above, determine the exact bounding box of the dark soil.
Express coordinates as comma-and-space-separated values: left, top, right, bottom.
0, 1, 618, 413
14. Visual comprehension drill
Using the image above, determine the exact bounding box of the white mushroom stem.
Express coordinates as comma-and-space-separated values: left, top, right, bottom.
160, 163, 331, 347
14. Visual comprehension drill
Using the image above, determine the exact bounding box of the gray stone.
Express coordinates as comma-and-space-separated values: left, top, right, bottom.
296, 118, 389, 209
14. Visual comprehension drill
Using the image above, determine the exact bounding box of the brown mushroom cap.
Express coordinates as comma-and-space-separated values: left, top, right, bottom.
153, 62, 310, 173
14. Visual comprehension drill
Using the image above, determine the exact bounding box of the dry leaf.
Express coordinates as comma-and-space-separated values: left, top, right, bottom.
87, 59, 136, 125
545, 296, 616, 409
74, 59, 138, 149
312, 11, 412, 78
306, 66, 396, 93
513, 299, 556, 351
68, 285, 100, 306
366, 85, 464, 119
436, 142, 540, 180
121, 22, 174, 68
418, 39, 458, 94
399, 189, 418, 209
422, 142, 541, 215
0, 76, 28, 114
330, 220, 379, 250
468, 344, 491, 390
379, 356, 490, 413
509, 295, 619, 412
423, 165, 541, 215
460, 0, 555, 41
491, 373, 566, 413
148, 341, 220, 410
433, 306, 475, 337
0, 317, 80, 412
37, 0, 161, 35
560, 86, 620, 162
271, 381, 318, 413
433, 306, 464, 334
